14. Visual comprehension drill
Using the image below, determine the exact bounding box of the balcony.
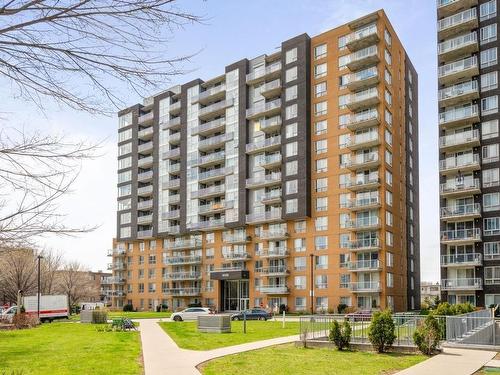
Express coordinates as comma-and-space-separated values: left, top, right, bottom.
437, 0, 478, 18
346, 87, 379, 111
169, 163, 181, 175
168, 194, 180, 204
199, 200, 233, 215
246, 210, 282, 225
349, 281, 381, 293
342, 238, 381, 252
137, 214, 153, 225
223, 252, 251, 261
256, 247, 289, 258
162, 148, 181, 160
198, 132, 234, 152
346, 45, 379, 71
439, 129, 480, 152
439, 154, 480, 175
166, 238, 202, 250
260, 229, 289, 240
162, 179, 181, 190
162, 117, 181, 131
138, 127, 154, 140
438, 80, 479, 107
169, 101, 181, 115
255, 266, 289, 276
103, 276, 126, 284
198, 166, 233, 183
169, 132, 181, 145
438, 8, 478, 40
346, 66, 379, 91
137, 229, 153, 239
438, 32, 478, 63
440, 203, 481, 221
138, 141, 153, 154
344, 217, 380, 231
223, 234, 252, 244
441, 277, 482, 291
344, 197, 381, 211
257, 285, 290, 294
191, 184, 225, 199
192, 85, 226, 105
261, 189, 282, 205
246, 135, 281, 154
260, 116, 282, 133
440, 178, 480, 197
138, 112, 154, 125
260, 79, 282, 99
260, 153, 282, 169
345, 110, 380, 131
192, 151, 225, 167
165, 225, 180, 235
192, 118, 226, 136
441, 253, 482, 267
165, 256, 202, 265
347, 260, 381, 272
246, 99, 282, 120
246, 173, 282, 189
138, 185, 153, 197
246, 62, 282, 85
438, 56, 478, 86
165, 288, 201, 297
344, 152, 380, 170
162, 210, 180, 220
165, 272, 202, 281
346, 132, 380, 151
198, 99, 234, 120
189, 217, 226, 231
346, 23, 379, 51
138, 156, 153, 168
107, 248, 126, 257
137, 199, 153, 210
439, 104, 479, 129
440, 228, 481, 244
341, 177, 380, 192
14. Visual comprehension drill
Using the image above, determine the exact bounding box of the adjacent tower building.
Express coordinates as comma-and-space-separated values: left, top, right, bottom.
437, 0, 499, 307
109, 9, 420, 313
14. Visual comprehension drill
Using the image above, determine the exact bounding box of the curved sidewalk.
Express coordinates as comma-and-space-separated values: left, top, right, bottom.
139, 319, 299, 375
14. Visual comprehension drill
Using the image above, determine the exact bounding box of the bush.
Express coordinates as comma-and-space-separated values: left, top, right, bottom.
413, 315, 440, 355
432, 302, 474, 316
12, 313, 39, 329
368, 310, 396, 353
92, 310, 108, 324
123, 304, 134, 312
328, 320, 352, 350
279, 304, 288, 314
337, 304, 348, 314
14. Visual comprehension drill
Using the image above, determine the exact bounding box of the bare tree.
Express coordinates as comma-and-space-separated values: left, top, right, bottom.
0, 247, 38, 304
39, 249, 63, 294
55, 260, 95, 307
0, 127, 99, 248
0, 1, 202, 114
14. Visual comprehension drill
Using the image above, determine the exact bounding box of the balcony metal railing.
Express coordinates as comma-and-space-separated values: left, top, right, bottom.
438, 80, 478, 104
246, 135, 281, 154
441, 278, 482, 290
198, 132, 234, 150
437, 0, 479, 18
438, 32, 477, 57
165, 272, 202, 280
342, 238, 381, 251
165, 288, 201, 296
261, 189, 282, 203
439, 154, 479, 172
344, 217, 380, 230
256, 247, 289, 258
349, 281, 381, 292
246, 210, 282, 224
223, 252, 251, 260
343, 197, 380, 210
440, 228, 481, 242
165, 256, 202, 265
347, 259, 381, 271
107, 248, 126, 257
246, 99, 281, 119
246, 62, 282, 83
441, 253, 482, 266
440, 178, 480, 195
191, 184, 225, 199
259, 229, 289, 240
192, 118, 226, 136
439, 129, 479, 149
440, 203, 481, 220
166, 239, 202, 250
255, 266, 289, 275
246, 173, 282, 188
257, 285, 290, 294
439, 104, 479, 126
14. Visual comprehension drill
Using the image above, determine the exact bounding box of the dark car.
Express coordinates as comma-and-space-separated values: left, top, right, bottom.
231, 308, 271, 321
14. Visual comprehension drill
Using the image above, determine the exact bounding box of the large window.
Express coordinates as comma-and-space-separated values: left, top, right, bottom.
480, 0, 497, 21
119, 112, 132, 129
484, 217, 500, 236
482, 95, 499, 115
483, 168, 500, 188
314, 44, 327, 59
285, 48, 297, 64
285, 67, 298, 83
483, 120, 499, 140
485, 266, 500, 285
314, 63, 327, 78
481, 48, 497, 68
481, 24, 497, 45
484, 193, 500, 212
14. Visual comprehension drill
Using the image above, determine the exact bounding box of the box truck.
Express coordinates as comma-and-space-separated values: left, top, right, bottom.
1, 295, 69, 322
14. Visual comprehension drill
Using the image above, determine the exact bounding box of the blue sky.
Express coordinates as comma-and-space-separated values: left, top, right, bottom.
1, 0, 440, 281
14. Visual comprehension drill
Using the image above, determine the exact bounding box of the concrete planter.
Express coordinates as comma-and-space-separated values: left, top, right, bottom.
197, 315, 231, 333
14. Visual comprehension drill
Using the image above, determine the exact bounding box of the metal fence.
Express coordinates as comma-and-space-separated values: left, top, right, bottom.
445, 309, 496, 345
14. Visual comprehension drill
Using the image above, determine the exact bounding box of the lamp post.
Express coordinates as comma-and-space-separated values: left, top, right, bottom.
37, 255, 43, 320
309, 254, 314, 315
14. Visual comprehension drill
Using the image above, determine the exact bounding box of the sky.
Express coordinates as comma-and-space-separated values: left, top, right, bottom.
1, 0, 440, 281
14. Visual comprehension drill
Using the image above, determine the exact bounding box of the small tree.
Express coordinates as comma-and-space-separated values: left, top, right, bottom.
329, 320, 352, 350
123, 304, 134, 312
337, 304, 348, 314
368, 310, 396, 353
413, 315, 440, 355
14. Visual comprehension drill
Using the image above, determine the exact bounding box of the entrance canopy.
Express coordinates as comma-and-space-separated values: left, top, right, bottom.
210, 270, 249, 280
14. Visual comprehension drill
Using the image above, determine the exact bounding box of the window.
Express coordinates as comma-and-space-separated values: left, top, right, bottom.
286, 85, 298, 101
286, 142, 298, 157
338, 55, 349, 69
315, 217, 328, 231
286, 122, 298, 138
482, 95, 498, 115
340, 274, 350, 288
338, 94, 348, 108
485, 242, 500, 260
294, 239, 306, 252
316, 275, 328, 289
484, 168, 500, 188
206, 248, 214, 259
385, 129, 393, 146
119, 112, 132, 129
118, 184, 131, 197
120, 226, 131, 238
286, 180, 298, 195
481, 48, 498, 68
385, 109, 393, 126
294, 276, 306, 289
118, 170, 132, 183
118, 128, 132, 142
484, 193, 500, 212
483, 144, 499, 163
481, 0, 497, 21
118, 198, 131, 211
315, 236, 328, 250
314, 63, 327, 78
339, 134, 349, 148
118, 157, 132, 170
314, 101, 327, 116
385, 89, 392, 106
485, 267, 500, 285
286, 198, 298, 213
339, 74, 349, 87
482, 120, 499, 140
316, 177, 328, 192
315, 255, 328, 269
286, 48, 297, 64
316, 197, 328, 211
294, 256, 306, 270
387, 273, 394, 288
118, 142, 132, 156
315, 120, 327, 135
295, 220, 306, 233
484, 217, 500, 236
285, 104, 298, 119
385, 150, 393, 166
285, 66, 298, 82
481, 24, 497, 45
315, 82, 327, 97
120, 212, 131, 225
482, 71, 498, 92
340, 296, 352, 307
315, 139, 327, 154
338, 35, 347, 50
316, 297, 328, 311
384, 49, 392, 65
295, 297, 306, 310
286, 160, 298, 176
385, 69, 392, 85
316, 158, 327, 173
386, 211, 393, 226
386, 190, 393, 206
386, 252, 394, 267
314, 44, 327, 59
386, 231, 394, 246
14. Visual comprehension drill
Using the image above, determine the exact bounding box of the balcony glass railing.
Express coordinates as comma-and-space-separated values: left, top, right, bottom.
199, 200, 233, 214
346, 23, 378, 44
441, 253, 482, 266
199, 99, 234, 118
440, 203, 481, 219
165, 272, 202, 280
438, 80, 478, 102
343, 238, 380, 250
162, 210, 180, 220
191, 184, 226, 198
246, 99, 282, 118
261, 79, 281, 93
138, 112, 154, 123
260, 116, 282, 131
349, 281, 381, 291
347, 66, 378, 85
261, 189, 282, 202
138, 141, 153, 153
347, 259, 381, 271
344, 197, 380, 209
441, 278, 482, 290
440, 178, 480, 194
191, 151, 225, 166
347, 87, 378, 106
246, 135, 281, 153
137, 200, 153, 209
165, 256, 202, 265
166, 239, 202, 250
192, 118, 226, 135
438, 56, 478, 79
344, 216, 380, 229
246, 209, 282, 223
260, 229, 289, 239
137, 215, 153, 224
193, 85, 226, 103
439, 104, 479, 125
162, 148, 181, 159
257, 285, 289, 294
345, 152, 379, 167
438, 8, 477, 32
246, 62, 282, 82
348, 45, 378, 64
255, 266, 289, 274
163, 179, 181, 189
346, 109, 379, 126
340, 177, 380, 189
347, 132, 379, 147
199, 166, 233, 181
439, 154, 479, 171
246, 173, 282, 187
198, 132, 233, 149
438, 32, 477, 55
161, 116, 181, 130
137, 229, 153, 238
190, 217, 225, 230
440, 228, 481, 241
137, 185, 153, 195
439, 129, 479, 148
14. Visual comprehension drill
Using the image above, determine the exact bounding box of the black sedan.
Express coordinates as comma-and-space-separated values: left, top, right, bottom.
231, 308, 271, 321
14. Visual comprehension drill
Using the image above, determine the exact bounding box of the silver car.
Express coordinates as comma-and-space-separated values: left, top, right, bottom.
170, 307, 213, 322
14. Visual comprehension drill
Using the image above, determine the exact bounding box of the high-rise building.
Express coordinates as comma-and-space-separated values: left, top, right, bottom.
437, 0, 499, 307
109, 9, 420, 313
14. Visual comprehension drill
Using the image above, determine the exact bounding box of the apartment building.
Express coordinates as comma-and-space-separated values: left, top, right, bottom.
437, 0, 500, 307
109, 10, 420, 313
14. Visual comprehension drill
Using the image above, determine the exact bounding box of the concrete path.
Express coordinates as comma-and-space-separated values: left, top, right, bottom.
139, 319, 299, 375
395, 347, 497, 375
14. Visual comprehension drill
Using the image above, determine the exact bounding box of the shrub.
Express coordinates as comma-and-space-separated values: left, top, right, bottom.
337, 304, 348, 314
432, 302, 474, 316
92, 310, 108, 324
413, 315, 440, 355
12, 313, 39, 329
328, 320, 352, 350
123, 304, 134, 312
188, 302, 202, 308
368, 310, 396, 353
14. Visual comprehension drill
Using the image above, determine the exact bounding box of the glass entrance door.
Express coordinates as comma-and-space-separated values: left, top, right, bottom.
223, 280, 249, 311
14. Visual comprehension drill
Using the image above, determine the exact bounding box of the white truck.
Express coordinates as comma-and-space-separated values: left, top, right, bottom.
1, 295, 69, 323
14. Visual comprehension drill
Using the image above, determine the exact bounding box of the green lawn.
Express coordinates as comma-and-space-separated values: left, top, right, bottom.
159, 320, 299, 350
201, 344, 427, 375
70, 310, 171, 321
0, 322, 142, 375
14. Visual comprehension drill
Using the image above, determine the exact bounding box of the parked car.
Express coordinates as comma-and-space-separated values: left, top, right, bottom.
345, 310, 372, 322
0, 306, 18, 323
231, 308, 271, 321
171, 307, 213, 322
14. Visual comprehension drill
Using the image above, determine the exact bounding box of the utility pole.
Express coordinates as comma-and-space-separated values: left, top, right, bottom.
309, 254, 314, 315
37, 255, 43, 320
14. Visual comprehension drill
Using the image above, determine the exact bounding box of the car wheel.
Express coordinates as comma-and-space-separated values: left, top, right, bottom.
234, 316, 240, 321
173, 316, 182, 322
259, 316, 265, 321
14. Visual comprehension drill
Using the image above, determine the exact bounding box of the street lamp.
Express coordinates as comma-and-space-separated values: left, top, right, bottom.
37, 255, 43, 320
309, 254, 314, 315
